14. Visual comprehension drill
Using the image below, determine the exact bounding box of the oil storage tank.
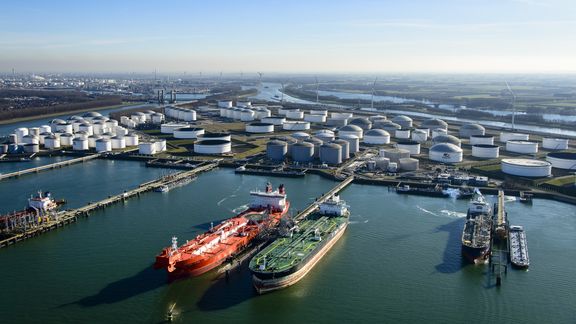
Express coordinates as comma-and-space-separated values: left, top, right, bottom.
320, 143, 342, 165
315, 130, 335, 143
88, 135, 102, 148
459, 123, 485, 138
472, 144, 500, 159
546, 152, 576, 170
246, 123, 275, 133
348, 117, 372, 130
396, 140, 421, 155
125, 133, 139, 146
431, 128, 448, 138
432, 134, 461, 147
95, 138, 112, 153
380, 148, 410, 163
59, 133, 74, 146
395, 129, 411, 139
506, 141, 538, 154
470, 135, 494, 145
266, 140, 288, 161
374, 121, 401, 137
111, 136, 126, 149
45, 135, 61, 149
500, 132, 529, 143
542, 138, 569, 150
174, 127, 205, 139
332, 139, 350, 160
429, 143, 463, 163
338, 125, 363, 139
303, 137, 323, 158
398, 157, 419, 171
363, 129, 390, 145
291, 132, 310, 141
72, 138, 89, 151
339, 134, 359, 153
421, 118, 448, 131
304, 114, 326, 123
411, 129, 428, 143
501, 159, 551, 177
261, 117, 286, 125
198, 132, 231, 142
391, 115, 413, 129
292, 142, 314, 163
194, 140, 231, 154
282, 121, 310, 131
23, 143, 40, 153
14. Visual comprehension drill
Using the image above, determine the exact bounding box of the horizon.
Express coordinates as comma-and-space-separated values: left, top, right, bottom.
1, 0, 576, 74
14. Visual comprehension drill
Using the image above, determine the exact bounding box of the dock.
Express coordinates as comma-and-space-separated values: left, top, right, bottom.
294, 175, 354, 221
489, 190, 509, 287
0, 162, 218, 248
0, 154, 101, 181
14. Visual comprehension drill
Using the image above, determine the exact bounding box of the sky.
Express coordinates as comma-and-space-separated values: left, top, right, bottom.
1, 0, 575, 74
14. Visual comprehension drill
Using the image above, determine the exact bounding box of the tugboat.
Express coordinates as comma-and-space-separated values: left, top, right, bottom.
461, 189, 493, 264
154, 182, 290, 278
249, 195, 349, 294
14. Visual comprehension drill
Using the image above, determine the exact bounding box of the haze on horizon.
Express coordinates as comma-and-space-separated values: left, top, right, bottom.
1, 0, 575, 74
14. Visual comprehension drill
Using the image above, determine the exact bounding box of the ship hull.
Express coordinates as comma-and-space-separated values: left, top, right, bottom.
461, 244, 490, 264
252, 222, 347, 294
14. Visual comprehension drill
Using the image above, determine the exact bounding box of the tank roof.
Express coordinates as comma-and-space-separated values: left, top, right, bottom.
339, 125, 363, 132
365, 129, 390, 136
473, 144, 499, 148
196, 139, 230, 145
82, 112, 102, 117
268, 140, 288, 146
322, 143, 342, 149
547, 152, 576, 159
422, 118, 448, 126
430, 143, 462, 153
392, 115, 413, 121
462, 123, 485, 130
249, 122, 274, 126
502, 159, 550, 167
294, 141, 314, 147
349, 117, 371, 125
201, 132, 230, 137
433, 134, 461, 144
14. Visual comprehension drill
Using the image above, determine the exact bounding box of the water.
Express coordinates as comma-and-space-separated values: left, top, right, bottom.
0, 103, 159, 137
0, 165, 575, 323
0, 156, 74, 174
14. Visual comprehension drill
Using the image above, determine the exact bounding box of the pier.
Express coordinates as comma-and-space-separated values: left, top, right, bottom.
489, 190, 509, 287
0, 154, 101, 181
0, 162, 218, 248
294, 175, 354, 221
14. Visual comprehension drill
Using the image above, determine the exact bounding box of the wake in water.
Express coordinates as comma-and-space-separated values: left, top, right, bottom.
231, 204, 249, 214
417, 205, 441, 217
439, 209, 467, 218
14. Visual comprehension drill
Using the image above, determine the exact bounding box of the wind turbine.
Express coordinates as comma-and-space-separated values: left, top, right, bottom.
505, 81, 516, 131
315, 76, 320, 104
280, 82, 285, 104
371, 77, 378, 110
257, 72, 263, 86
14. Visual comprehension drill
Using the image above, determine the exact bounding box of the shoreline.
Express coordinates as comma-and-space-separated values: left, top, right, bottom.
0, 101, 146, 125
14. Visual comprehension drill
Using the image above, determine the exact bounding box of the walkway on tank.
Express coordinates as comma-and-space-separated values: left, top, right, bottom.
294, 175, 354, 221
0, 162, 218, 249
0, 154, 101, 181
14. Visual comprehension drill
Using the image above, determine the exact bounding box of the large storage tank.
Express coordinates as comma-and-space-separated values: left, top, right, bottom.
459, 123, 485, 138
291, 132, 310, 141
55, 123, 73, 134
501, 159, 551, 177
23, 143, 40, 153
95, 139, 112, 153
266, 140, 288, 161
391, 115, 413, 129
310, 109, 328, 116
339, 134, 360, 153
506, 141, 538, 154
331, 112, 353, 120
429, 143, 463, 163
292, 142, 315, 163
237, 101, 251, 108
276, 136, 298, 157
282, 121, 310, 131
28, 127, 40, 137
218, 100, 233, 108
74, 131, 89, 140
375, 157, 390, 170
380, 148, 410, 163
398, 157, 419, 171
472, 144, 500, 159
241, 109, 256, 122
332, 139, 350, 160
82, 111, 102, 121
38, 132, 52, 145
59, 133, 74, 146
303, 137, 323, 158
326, 118, 348, 127
546, 152, 576, 170
111, 136, 126, 149
470, 135, 494, 145
197, 133, 231, 142
315, 130, 335, 143
542, 138, 569, 150
155, 140, 167, 153
431, 128, 448, 138
125, 133, 139, 146
139, 142, 156, 155
92, 121, 106, 135
246, 123, 274, 133
261, 117, 286, 125
304, 114, 326, 123
161, 123, 190, 134
44, 135, 60, 149
396, 140, 421, 155
174, 127, 205, 139
39, 125, 52, 133
88, 135, 102, 148
254, 108, 271, 119
338, 125, 363, 139
286, 110, 304, 120
421, 118, 448, 130
411, 129, 428, 143
194, 140, 231, 154
500, 132, 529, 143
374, 121, 401, 137
0, 144, 7, 154
78, 123, 93, 136
363, 129, 391, 145
369, 115, 387, 122
22, 135, 39, 145
320, 143, 342, 165
395, 129, 411, 139
15, 128, 29, 143
348, 118, 372, 130
432, 134, 461, 147
100, 132, 115, 141
151, 113, 165, 124
72, 138, 89, 151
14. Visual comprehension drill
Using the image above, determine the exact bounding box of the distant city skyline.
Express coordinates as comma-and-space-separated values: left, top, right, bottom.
1, 0, 575, 74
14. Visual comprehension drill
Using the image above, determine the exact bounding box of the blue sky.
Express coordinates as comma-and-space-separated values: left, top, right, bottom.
1, 0, 575, 73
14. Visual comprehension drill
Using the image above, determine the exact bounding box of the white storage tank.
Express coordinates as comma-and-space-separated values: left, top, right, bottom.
282, 121, 310, 131
38, 132, 52, 145
388, 162, 398, 173
22, 135, 39, 145
373, 121, 401, 137
105, 119, 119, 130
218, 100, 233, 108
111, 136, 126, 149
100, 132, 114, 141
331, 112, 353, 120
74, 131, 89, 140
237, 101, 251, 108
363, 129, 391, 145
241, 109, 255, 122
92, 121, 106, 135
182, 109, 196, 122
114, 126, 128, 137
396, 140, 421, 155
56, 123, 74, 134
506, 141, 538, 154
95, 139, 112, 153
161, 123, 190, 134
23, 143, 40, 153
155, 140, 167, 153
78, 123, 93, 136
348, 118, 372, 130
421, 118, 448, 131
28, 127, 40, 137
470, 135, 494, 145
88, 135, 102, 148
459, 123, 485, 138
431, 128, 448, 138
44, 135, 60, 149
174, 127, 205, 139
310, 109, 328, 116
247, 122, 275, 133
380, 148, 411, 163
82, 112, 102, 121
375, 157, 390, 170
124, 133, 139, 146
546, 152, 576, 170
338, 125, 363, 139
501, 159, 551, 177
399, 157, 419, 171
303, 137, 323, 158
39, 125, 52, 133
261, 117, 286, 125
432, 134, 461, 147
326, 118, 348, 127
286, 110, 304, 120
395, 129, 411, 139
15, 128, 29, 143
139, 142, 157, 155
254, 108, 271, 119
152, 113, 165, 124
500, 132, 529, 143
72, 138, 89, 151
198, 133, 232, 142
472, 144, 500, 159
391, 115, 413, 129
411, 129, 428, 143
194, 140, 231, 154
315, 130, 335, 143
369, 115, 387, 122
71, 121, 84, 133
429, 143, 463, 164
291, 132, 310, 141
304, 114, 326, 123
59, 133, 74, 146
338, 134, 360, 153
542, 138, 569, 150
332, 139, 350, 160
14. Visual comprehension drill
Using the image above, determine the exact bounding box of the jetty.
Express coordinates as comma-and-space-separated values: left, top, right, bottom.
489, 190, 509, 287
294, 175, 354, 221
0, 154, 101, 181
0, 162, 218, 248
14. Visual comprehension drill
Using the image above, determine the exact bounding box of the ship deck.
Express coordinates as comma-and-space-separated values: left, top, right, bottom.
249, 215, 346, 274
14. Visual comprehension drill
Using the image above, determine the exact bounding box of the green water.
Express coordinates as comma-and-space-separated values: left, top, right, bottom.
0, 164, 575, 323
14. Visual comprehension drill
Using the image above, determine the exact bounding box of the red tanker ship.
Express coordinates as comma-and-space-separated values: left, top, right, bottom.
154, 182, 289, 277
